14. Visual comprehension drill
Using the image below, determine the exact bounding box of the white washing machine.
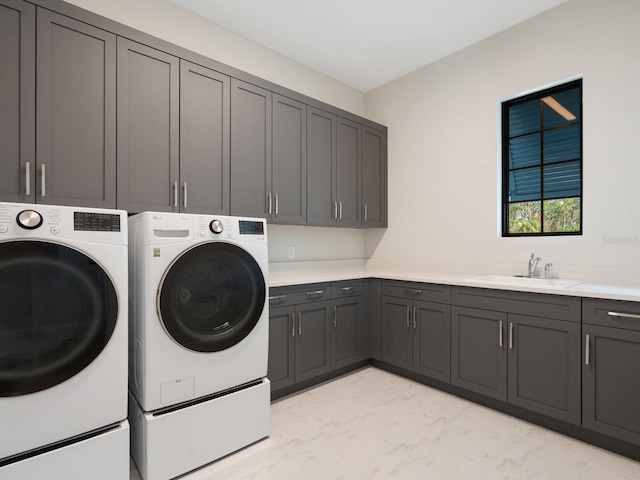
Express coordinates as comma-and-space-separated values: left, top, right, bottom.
0, 202, 129, 479
128, 212, 270, 480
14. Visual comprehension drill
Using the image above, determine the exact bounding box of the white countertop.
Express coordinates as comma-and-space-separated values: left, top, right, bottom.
268, 260, 640, 302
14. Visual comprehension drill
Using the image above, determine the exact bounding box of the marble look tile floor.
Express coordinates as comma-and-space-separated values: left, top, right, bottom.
130, 367, 640, 480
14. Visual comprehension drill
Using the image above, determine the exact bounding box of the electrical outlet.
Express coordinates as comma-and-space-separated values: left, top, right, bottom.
287, 246, 295, 259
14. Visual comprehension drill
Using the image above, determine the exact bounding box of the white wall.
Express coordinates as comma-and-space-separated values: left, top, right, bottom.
63, 0, 367, 264
365, 0, 640, 285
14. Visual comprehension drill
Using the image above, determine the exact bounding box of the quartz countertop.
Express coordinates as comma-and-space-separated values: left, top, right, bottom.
268, 260, 640, 302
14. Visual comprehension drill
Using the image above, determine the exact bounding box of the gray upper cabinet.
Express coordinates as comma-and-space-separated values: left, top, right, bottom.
117, 38, 179, 213
361, 126, 387, 227
336, 117, 362, 226
306, 107, 337, 226
37, 9, 116, 208
180, 60, 230, 215
0, 0, 34, 203
271, 94, 306, 224
1, 2, 116, 208
230, 79, 272, 219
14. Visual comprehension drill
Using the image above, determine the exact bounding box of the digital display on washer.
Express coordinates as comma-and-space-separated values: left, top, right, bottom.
239, 220, 264, 235
74, 212, 121, 232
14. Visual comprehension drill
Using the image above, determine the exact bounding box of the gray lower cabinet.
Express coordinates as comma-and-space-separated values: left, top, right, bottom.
361, 126, 387, 228
381, 281, 451, 383
331, 280, 367, 369
267, 284, 331, 392
179, 60, 230, 215
582, 298, 640, 445
451, 287, 581, 425
117, 38, 179, 213
230, 78, 272, 219
271, 94, 307, 224
1, 1, 116, 208
268, 280, 367, 394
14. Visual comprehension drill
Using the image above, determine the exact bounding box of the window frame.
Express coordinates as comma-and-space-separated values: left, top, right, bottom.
501, 79, 583, 237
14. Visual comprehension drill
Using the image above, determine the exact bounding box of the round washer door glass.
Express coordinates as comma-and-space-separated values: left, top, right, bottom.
158, 242, 266, 352
0, 241, 118, 397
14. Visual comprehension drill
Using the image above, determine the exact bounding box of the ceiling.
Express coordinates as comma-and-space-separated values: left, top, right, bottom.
168, 0, 569, 93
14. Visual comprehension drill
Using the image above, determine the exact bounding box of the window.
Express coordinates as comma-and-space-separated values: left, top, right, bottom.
502, 79, 582, 236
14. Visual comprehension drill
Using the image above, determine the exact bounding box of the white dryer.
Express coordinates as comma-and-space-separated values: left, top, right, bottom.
0, 202, 129, 479
128, 212, 270, 480
128, 211, 269, 411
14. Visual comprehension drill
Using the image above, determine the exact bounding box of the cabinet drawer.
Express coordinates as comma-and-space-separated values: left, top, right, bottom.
382, 281, 450, 304
583, 298, 640, 331
331, 279, 363, 297
268, 283, 331, 308
451, 286, 580, 322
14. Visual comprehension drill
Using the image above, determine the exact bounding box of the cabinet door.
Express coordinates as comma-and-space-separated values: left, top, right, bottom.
267, 306, 295, 392
37, 10, 116, 208
413, 301, 451, 383
307, 107, 337, 226
361, 126, 387, 227
336, 117, 361, 226
381, 296, 413, 370
451, 306, 507, 401
230, 79, 271, 219
331, 296, 364, 369
0, 0, 34, 203
583, 324, 640, 445
179, 60, 230, 214
117, 38, 179, 213
295, 300, 331, 383
508, 314, 580, 424
272, 94, 306, 224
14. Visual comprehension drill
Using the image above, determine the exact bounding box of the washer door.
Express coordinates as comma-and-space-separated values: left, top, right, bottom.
158, 242, 266, 352
0, 241, 118, 397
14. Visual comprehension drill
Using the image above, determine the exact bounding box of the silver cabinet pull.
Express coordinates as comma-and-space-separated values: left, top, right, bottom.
41, 164, 46, 197
339, 201, 343, 220
406, 306, 410, 328
306, 290, 325, 297
297, 312, 302, 335
499, 320, 503, 347
275, 193, 279, 215
364, 203, 368, 223
608, 311, 640, 320
268, 192, 272, 215
183, 182, 188, 208
25, 162, 31, 195
413, 306, 417, 329
334, 200, 338, 219
332, 305, 337, 327
173, 180, 178, 207
290, 312, 295, 337
405, 289, 422, 296
269, 294, 287, 301
340, 286, 356, 295
585, 334, 590, 365
509, 322, 513, 349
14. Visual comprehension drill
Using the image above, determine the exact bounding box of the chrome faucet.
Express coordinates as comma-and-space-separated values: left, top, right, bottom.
528, 253, 542, 277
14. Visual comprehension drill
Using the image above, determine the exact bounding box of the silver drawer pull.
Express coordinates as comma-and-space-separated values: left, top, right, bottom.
608, 311, 640, 320
268, 192, 272, 215
183, 182, 188, 208
499, 320, 503, 347
269, 295, 287, 301
509, 322, 513, 349
25, 162, 31, 195
413, 307, 417, 329
340, 286, 356, 294
41, 164, 46, 197
306, 290, 325, 297
332, 305, 337, 327
173, 180, 178, 207
406, 306, 410, 328
405, 289, 422, 296
298, 312, 302, 335
290, 313, 295, 337
585, 334, 590, 365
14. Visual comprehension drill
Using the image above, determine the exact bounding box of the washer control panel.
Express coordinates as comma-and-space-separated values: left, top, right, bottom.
17, 210, 43, 230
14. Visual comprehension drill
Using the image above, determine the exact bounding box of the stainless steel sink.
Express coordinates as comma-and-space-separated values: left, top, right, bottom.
465, 275, 582, 290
